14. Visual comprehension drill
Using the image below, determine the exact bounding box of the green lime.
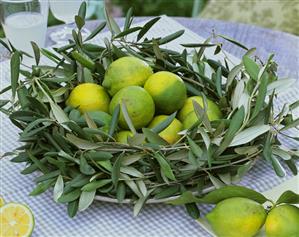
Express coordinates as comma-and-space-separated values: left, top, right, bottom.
206, 197, 266, 237
103, 56, 153, 95
67, 83, 110, 113
144, 71, 187, 114
109, 86, 155, 129
148, 115, 183, 144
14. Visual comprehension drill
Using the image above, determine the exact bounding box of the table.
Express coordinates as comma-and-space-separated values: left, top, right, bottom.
1, 17, 298, 237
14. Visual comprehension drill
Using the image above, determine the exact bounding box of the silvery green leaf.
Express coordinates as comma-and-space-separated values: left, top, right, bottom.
226, 64, 243, 90
104, 7, 121, 36
151, 112, 177, 133
53, 175, 64, 202
121, 174, 142, 198
193, 100, 212, 132
121, 154, 144, 166
272, 148, 292, 160
243, 55, 259, 81
81, 179, 111, 192
216, 106, 245, 155
266, 79, 296, 95
187, 136, 203, 158
97, 160, 112, 172
136, 180, 147, 197
197, 127, 210, 148
231, 80, 245, 110
234, 146, 259, 155
121, 100, 136, 134
276, 190, 299, 205
229, 125, 270, 147
208, 173, 225, 188
166, 150, 188, 161
78, 190, 96, 212
218, 173, 231, 185
154, 153, 176, 181
112, 154, 123, 186
10, 51, 20, 101
66, 133, 101, 150
128, 133, 146, 146
237, 92, 250, 115
142, 128, 168, 145
133, 193, 148, 216
120, 166, 144, 178
50, 102, 70, 124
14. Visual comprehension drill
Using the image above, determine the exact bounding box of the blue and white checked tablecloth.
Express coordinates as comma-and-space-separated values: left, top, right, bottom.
0, 16, 298, 237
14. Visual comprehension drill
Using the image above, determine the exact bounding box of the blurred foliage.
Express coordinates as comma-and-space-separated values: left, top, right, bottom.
112, 0, 194, 17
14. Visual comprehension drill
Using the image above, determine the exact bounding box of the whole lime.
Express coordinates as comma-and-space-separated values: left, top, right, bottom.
206, 197, 267, 237
67, 83, 110, 113
178, 96, 222, 122
148, 115, 183, 144
115, 130, 134, 144
265, 204, 299, 237
144, 71, 187, 114
109, 86, 155, 129
103, 56, 153, 95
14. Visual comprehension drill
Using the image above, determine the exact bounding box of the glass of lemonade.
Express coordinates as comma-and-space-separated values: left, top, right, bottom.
49, 0, 87, 43
0, 0, 49, 56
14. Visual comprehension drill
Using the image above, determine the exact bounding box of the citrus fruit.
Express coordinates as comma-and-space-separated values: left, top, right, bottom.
0, 196, 4, 207
103, 56, 153, 95
182, 112, 199, 130
148, 115, 183, 144
144, 71, 187, 114
206, 197, 267, 237
67, 83, 110, 113
265, 204, 299, 237
115, 130, 134, 144
109, 86, 155, 129
178, 96, 222, 122
0, 203, 35, 237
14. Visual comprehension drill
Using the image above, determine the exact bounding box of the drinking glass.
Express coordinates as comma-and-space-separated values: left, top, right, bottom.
49, 0, 89, 43
0, 0, 49, 55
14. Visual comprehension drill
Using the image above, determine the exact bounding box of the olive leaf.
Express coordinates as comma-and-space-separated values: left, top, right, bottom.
276, 190, 299, 205
10, 51, 20, 100
78, 190, 96, 212
53, 175, 64, 202
229, 125, 270, 147
154, 153, 176, 181
151, 112, 176, 133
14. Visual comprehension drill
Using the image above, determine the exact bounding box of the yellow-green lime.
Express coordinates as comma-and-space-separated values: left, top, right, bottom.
67, 83, 110, 113
206, 197, 267, 237
265, 204, 299, 237
178, 96, 222, 122
115, 131, 134, 144
148, 115, 183, 144
182, 112, 199, 130
103, 56, 153, 95
109, 86, 155, 129
144, 71, 187, 114
0, 203, 35, 237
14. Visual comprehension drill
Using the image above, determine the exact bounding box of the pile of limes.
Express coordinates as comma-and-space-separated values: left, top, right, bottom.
67, 56, 222, 145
